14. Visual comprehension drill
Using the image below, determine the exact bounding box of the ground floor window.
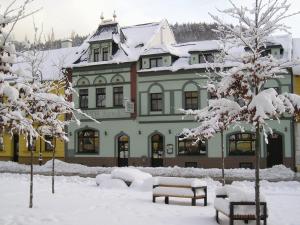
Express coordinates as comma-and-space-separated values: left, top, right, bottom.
0, 133, 3, 151
45, 135, 55, 151
78, 130, 99, 153
228, 132, 256, 156
178, 136, 206, 155
27, 135, 36, 151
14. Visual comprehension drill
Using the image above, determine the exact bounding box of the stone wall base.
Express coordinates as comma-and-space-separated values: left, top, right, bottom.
65, 156, 294, 169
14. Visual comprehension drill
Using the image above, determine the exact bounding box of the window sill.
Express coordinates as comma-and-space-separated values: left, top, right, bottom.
228, 154, 255, 157
177, 154, 207, 157
76, 152, 99, 155
74, 153, 100, 158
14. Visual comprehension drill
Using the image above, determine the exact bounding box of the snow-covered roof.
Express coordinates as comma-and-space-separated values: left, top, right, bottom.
13, 46, 81, 80
72, 22, 163, 68
293, 38, 300, 75
88, 21, 120, 43
139, 35, 293, 73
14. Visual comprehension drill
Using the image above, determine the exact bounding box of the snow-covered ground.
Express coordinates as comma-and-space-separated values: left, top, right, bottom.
0, 160, 296, 181
0, 173, 299, 225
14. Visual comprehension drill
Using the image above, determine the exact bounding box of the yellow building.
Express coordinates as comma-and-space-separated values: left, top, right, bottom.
293, 38, 300, 172
0, 82, 65, 164
0, 44, 78, 164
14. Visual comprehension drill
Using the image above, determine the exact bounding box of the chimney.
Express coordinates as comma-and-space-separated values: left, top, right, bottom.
61, 39, 72, 48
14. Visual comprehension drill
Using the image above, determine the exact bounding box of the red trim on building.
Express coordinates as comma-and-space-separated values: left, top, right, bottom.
130, 63, 137, 119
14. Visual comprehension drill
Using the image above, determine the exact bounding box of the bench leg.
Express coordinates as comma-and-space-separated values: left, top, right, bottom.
216, 210, 219, 224
264, 217, 267, 225
230, 217, 234, 225
165, 196, 169, 204
192, 198, 196, 206
204, 196, 207, 206
152, 196, 156, 203
244, 220, 248, 224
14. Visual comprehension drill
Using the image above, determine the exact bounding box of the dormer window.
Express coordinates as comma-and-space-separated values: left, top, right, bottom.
94, 49, 99, 62
150, 57, 163, 68
102, 47, 109, 61
199, 53, 214, 63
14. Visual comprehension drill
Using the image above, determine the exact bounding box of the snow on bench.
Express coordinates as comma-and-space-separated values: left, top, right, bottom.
214, 185, 268, 225
152, 177, 207, 206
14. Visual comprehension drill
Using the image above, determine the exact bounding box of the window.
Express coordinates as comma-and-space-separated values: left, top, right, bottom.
78, 130, 99, 153
151, 93, 162, 111
27, 136, 36, 151
178, 137, 206, 155
240, 162, 253, 169
208, 92, 218, 100
261, 49, 271, 57
0, 133, 3, 151
102, 47, 109, 61
45, 135, 54, 151
150, 57, 163, 68
228, 133, 256, 156
79, 89, 88, 109
185, 91, 198, 110
94, 48, 99, 62
113, 87, 123, 107
199, 53, 214, 63
185, 162, 198, 168
96, 88, 106, 108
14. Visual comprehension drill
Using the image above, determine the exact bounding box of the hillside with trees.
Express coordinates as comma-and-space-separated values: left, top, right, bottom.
14, 22, 221, 51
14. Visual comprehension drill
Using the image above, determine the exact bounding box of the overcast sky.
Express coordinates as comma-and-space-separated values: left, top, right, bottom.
2, 0, 300, 42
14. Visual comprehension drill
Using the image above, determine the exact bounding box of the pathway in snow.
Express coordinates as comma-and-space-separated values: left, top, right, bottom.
0, 173, 300, 225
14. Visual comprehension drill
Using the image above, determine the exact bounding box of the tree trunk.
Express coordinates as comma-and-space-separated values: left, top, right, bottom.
51, 139, 56, 194
221, 130, 225, 186
29, 147, 33, 208
255, 125, 261, 225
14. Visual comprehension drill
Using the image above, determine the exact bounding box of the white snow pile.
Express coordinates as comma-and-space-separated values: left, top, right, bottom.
96, 168, 153, 191
0, 160, 295, 181
111, 167, 152, 182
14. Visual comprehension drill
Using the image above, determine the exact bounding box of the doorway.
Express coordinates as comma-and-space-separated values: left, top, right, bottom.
267, 133, 283, 167
151, 133, 164, 167
118, 135, 129, 167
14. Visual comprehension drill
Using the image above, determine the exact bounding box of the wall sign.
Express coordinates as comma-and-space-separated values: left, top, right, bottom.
166, 144, 173, 154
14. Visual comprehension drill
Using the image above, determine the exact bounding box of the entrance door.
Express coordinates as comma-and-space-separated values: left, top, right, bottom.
267, 133, 283, 167
13, 135, 19, 162
151, 134, 164, 167
118, 135, 129, 167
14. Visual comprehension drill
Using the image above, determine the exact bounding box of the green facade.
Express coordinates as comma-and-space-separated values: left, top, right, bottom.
67, 61, 294, 169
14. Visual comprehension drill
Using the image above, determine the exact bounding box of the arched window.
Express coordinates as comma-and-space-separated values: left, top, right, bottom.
78, 130, 99, 153
228, 133, 256, 155
178, 136, 206, 156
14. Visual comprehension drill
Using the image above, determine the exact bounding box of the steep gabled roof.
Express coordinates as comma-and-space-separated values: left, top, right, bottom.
71, 21, 164, 68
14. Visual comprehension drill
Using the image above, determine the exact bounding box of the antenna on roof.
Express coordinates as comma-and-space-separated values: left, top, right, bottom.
113, 10, 117, 21
100, 12, 104, 23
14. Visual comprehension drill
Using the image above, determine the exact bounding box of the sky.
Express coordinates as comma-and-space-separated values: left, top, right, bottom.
1, 0, 300, 42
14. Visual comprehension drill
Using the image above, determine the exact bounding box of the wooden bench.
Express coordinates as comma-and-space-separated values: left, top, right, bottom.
152, 177, 207, 206
214, 186, 268, 225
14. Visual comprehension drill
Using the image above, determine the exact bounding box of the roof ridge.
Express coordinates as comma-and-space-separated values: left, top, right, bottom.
121, 22, 160, 29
